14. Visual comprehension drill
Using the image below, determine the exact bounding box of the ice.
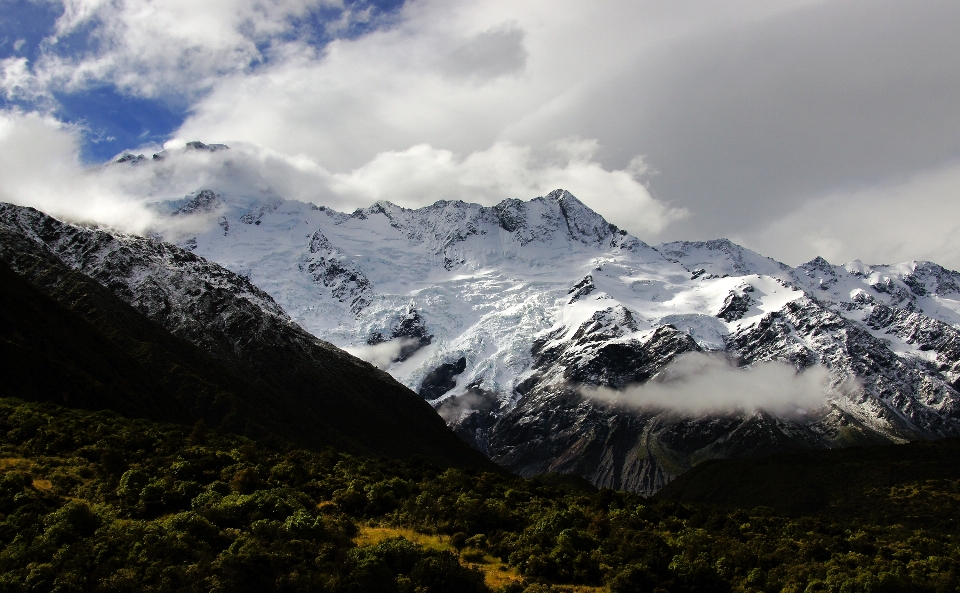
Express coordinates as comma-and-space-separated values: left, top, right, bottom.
163, 188, 960, 413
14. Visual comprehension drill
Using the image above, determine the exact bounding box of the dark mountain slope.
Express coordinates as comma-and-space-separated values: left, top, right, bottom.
0, 241, 299, 439
0, 258, 189, 422
0, 204, 492, 469
656, 436, 960, 522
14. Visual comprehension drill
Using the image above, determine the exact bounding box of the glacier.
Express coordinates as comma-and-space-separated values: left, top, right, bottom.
102, 166, 960, 492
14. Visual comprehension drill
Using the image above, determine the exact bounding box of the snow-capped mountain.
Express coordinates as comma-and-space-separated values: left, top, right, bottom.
135, 180, 960, 493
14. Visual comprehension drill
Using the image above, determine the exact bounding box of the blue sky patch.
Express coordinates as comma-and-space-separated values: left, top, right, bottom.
54, 87, 188, 162
0, 0, 63, 63
2, 0, 407, 164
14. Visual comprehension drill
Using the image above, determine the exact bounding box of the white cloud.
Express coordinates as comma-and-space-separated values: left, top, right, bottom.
436, 389, 497, 423
0, 110, 679, 241
582, 352, 839, 418
168, 0, 960, 262
20, 0, 350, 99
0, 110, 226, 235
0, 110, 154, 231
327, 139, 685, 235
344, 337, 419, 369
176, 0, 818, 170
9, 0, 960, 268
0, 57, 45, 102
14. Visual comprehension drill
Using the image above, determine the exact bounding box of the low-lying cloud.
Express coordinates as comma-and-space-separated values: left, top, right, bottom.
582, 352, 845, 418
436, 389, 498, 423
344, 337, 420, 370
0, 110, 163, 233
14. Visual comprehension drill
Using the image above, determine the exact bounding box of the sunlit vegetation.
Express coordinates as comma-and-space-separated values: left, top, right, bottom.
1, 397, 959, 592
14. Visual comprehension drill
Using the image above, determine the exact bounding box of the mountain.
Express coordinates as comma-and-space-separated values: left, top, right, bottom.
132, 182, 960, 493
0, 203, 492, 469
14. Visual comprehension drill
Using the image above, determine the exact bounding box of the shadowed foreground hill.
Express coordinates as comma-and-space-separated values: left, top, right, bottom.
0, 204, 492, 470
656, 437, 960, 525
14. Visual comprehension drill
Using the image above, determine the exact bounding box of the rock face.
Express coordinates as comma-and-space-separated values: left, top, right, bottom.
0, 203, 494, 470
58, 177, 960, 493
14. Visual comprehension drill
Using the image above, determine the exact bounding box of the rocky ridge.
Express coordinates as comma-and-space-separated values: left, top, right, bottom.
0, 202, 493, 468
44, 175, 960, 493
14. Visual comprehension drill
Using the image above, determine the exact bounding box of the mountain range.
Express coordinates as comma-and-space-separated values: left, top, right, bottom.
5, 144, 960, 494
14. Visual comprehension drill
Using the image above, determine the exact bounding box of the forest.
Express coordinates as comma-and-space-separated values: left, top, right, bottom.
0, 397, 958, 592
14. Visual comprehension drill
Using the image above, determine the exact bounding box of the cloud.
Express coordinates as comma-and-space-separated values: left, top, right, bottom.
177, 0, 804, 172
437, 24, 527, 82
0, 107, 683, 239
435, 389, 498, 423
741, 158, 960, 269
170, 0, 960, 260
7, 0, 960, 267
0, 109, 156, 231
582, 352, 841, 418
0, 57, 44, 102
344, 337, 420, 369
7, 0, 383, 101
327, 139, 684, 235
0, 110, 236, 236
595, 0, 960, 247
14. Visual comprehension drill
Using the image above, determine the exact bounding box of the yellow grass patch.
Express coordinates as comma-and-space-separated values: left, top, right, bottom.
0, 457, 29, 469
31, 479, 53, 491
472, 555, 524, 589
355, 525, 524, 588
355, 525, 452, 552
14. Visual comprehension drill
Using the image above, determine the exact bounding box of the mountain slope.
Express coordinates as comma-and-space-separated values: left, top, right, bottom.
656, 435, 960, 522
0, 257, 190, 423
142, 185, 960, 493
0, 203, 492, 469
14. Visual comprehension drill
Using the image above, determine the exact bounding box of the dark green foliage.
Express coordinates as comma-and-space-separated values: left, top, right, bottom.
656, 437, 960, 523
0, 397, 959, 592
345, 538, 486, 593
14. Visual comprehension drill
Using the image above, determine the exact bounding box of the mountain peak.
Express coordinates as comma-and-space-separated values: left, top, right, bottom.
184, 141, 229, 152
173, 190, 224, 216
544, 188, 573, 202
657, 238, 792, 278
799, 256, 836, 277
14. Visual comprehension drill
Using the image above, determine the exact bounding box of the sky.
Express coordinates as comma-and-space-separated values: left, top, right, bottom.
2, 0, 960, 268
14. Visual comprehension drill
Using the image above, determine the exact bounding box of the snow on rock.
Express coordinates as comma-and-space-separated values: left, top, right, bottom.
140, 186, 960, 493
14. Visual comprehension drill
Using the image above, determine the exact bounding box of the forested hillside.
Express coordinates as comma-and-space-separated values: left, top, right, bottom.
1, 398, 958, 593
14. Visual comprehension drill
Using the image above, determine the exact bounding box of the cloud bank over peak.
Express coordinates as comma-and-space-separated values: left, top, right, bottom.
5, 0, 960, 268
327, 139, 684, 235
0, 109, 681, 240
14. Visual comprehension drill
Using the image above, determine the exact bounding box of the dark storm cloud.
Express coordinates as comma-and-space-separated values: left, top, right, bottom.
577, 0, 960, 244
